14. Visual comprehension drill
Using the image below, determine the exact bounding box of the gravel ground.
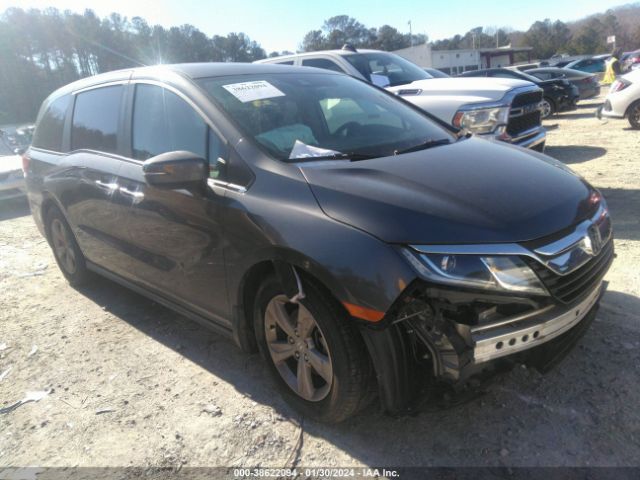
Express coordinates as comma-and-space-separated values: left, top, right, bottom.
1, 94, 639, 469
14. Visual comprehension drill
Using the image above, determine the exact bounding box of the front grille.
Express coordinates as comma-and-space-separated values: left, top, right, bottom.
511, 91, 543, 108
507, 111, 541, 137
526, 240, 614, 304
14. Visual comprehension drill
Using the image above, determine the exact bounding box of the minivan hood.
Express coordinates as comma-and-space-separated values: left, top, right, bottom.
299, 138, 597, 244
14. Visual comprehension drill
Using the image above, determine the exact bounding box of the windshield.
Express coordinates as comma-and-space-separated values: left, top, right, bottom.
197, 72, 453, 161
343, 52, 432, 87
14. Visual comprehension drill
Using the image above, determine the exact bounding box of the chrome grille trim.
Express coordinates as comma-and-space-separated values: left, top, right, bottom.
410, 205, 612, 278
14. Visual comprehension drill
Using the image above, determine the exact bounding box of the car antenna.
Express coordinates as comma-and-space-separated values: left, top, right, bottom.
342, 43, 357, 53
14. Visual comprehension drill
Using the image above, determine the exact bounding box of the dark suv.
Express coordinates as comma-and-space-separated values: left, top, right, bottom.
458, 68, 580, 118
25, 64, 613, 422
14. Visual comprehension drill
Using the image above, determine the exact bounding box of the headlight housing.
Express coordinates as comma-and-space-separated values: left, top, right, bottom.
402, 249, 548, 296
452, 106, 509, 135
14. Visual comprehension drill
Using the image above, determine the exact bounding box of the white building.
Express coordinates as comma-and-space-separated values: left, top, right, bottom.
393, 44, 533, 75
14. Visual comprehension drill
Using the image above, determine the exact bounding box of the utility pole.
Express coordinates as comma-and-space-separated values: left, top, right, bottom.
408, 20, 413, 47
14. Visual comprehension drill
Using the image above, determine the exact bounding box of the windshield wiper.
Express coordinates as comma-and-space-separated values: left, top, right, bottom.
288, 152, 378, 162
394, 138, 451, 155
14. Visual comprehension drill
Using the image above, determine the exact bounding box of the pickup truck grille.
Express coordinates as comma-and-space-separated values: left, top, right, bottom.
526, 239, 614, 304
507, 90, 543, 138
507, 111, 541, 137
511, 91, 543, 108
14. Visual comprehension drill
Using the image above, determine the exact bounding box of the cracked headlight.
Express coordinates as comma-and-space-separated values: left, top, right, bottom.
452, 106, 509, 135
401, 249, 548, 296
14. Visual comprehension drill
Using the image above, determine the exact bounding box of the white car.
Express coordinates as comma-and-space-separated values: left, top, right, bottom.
0, 138, 26, 200
600, 69, 640, 129
257, 47, 547, 151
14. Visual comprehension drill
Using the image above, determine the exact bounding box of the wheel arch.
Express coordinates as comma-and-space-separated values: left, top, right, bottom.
40, 193, 70, 244
232, 249, 356, 353
624, 98, 640, 119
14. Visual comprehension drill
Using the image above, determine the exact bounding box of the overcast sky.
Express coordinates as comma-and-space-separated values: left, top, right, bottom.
3, 0, 631, 52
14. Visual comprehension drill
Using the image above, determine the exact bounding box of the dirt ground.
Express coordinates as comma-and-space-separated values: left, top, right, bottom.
1, 94, 639, 469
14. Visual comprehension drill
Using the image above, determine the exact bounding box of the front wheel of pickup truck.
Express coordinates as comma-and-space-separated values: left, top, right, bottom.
254, 275, 372, 423
540, 97, 555, 119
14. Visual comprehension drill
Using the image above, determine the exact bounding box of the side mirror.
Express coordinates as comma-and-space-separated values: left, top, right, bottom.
14, 147, 26, 155
143, 151, 207, 189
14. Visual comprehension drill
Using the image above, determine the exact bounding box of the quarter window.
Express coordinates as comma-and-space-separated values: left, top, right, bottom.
32, 95, 71, 152
71, 86, 123, 154
301, 58, 345, 73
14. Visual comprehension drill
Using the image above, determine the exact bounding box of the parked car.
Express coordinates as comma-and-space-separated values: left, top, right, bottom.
423, 67, 449, 78
258, 47, 546, 151
0, 135, 26, 200
527, 67, 601, 100
600, 69, 640, 128
565, 56, 607, 74
457, 67, 579, 118
621, 50, 640, 72
548, 55, 588, 68
25, 63, 614, 422
507, 62, 541, 72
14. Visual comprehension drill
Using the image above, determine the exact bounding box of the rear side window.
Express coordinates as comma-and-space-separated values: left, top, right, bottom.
32, 95, 71, 152
301, 58, 345, 73
275, 60, 294, 65
132, 84, 207, 161
71, 86, 123, 154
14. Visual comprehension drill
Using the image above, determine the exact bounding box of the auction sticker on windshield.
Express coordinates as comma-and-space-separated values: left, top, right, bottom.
223, 80, 285, 103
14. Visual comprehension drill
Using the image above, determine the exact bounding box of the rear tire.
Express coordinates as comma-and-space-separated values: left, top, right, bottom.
628, 101, 640, 129
45, 205, 90, 286
253, 274, 373, 423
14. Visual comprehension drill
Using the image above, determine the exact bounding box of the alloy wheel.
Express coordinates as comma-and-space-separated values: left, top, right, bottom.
540, 99, 552, 119
264, 295, 333, 402
630, 104, 640, 128
50, 218, 77, 274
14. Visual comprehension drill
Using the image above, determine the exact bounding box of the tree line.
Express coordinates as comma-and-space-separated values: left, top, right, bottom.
1, 5, 640, 124
0, 8, 267, 123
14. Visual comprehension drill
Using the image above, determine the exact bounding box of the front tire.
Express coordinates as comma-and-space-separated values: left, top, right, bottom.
45, 206, 90, 286
254, 275, 373, 423
628, 101, 640, 129
540, 97, 555, 119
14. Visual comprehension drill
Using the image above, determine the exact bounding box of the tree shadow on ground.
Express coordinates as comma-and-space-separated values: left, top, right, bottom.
72, 272, 640, 467
0, 196, 29, 221
545, 145, 607, 164
598, 187, 640, 242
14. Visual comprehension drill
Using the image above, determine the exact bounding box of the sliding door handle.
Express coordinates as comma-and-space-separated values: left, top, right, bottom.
119, 186, 144, 200
95, 179, 118, 191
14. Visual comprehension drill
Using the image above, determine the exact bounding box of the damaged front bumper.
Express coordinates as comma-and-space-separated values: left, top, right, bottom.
360, 281, 606, 414
472, 282, 602, 364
